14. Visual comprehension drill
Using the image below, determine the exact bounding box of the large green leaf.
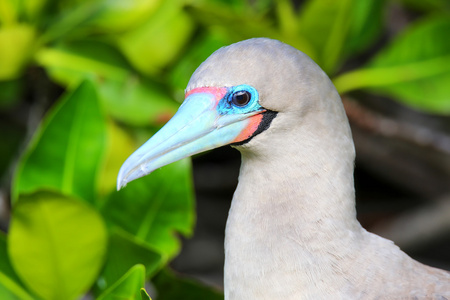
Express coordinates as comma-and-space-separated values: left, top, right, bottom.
334, 15, 450, 113
97, 265, 145, 300
12, 80, 107, 204
153, 268, 223, 300
102, 158, 195, 260
116, 0, 194, 75
97, 230, 162, 293
7, 191, 108, 300
0, 233, 35, 300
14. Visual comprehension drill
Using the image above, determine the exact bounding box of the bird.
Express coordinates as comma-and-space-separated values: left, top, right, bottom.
117, 38, 450, 299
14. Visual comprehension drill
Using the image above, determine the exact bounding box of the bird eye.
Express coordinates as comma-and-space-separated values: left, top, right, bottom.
231, 90, 251, 107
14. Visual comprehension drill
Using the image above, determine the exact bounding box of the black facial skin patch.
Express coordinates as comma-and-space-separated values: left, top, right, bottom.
231, 110, 278, 146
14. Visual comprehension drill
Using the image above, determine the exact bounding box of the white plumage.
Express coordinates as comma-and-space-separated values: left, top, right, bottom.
118, 38, 450, 299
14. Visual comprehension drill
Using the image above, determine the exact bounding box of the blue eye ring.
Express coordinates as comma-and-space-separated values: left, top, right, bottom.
217, 84, 261, 116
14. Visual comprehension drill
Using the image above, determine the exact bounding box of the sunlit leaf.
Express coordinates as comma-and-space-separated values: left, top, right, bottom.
98, 77, 178, 127
334, 15, 450, 113
0, 233, 35, 300
0, 24, 37, 80
92, 0, 163, 32
153, 268, 223, 300
275, 0, 298, 37
0, 0, 19, 25
12, 80, 108, 205
97, 230, 162, 293
97, 264, 146, 300
102, 158, 195, 260
117, 1, 194, 75
22, 0, 49, 21
8, 191, 108, 300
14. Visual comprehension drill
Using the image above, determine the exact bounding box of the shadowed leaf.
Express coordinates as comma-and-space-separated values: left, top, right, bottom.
97, 264, 146, 300
334, 15, 450, 113
102, 158, 194, 260
153, 268, 223, 300
12, 80, 107, 205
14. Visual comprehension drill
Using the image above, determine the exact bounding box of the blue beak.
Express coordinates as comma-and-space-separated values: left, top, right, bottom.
117, 90, 264, 190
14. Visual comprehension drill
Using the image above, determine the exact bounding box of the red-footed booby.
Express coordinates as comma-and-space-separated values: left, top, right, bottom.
117, 38, 450, 299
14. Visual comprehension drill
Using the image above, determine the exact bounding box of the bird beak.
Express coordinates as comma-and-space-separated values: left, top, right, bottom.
117, 88, 264, 190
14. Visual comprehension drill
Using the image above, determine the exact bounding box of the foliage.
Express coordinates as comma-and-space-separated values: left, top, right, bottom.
0, 0, 449, 299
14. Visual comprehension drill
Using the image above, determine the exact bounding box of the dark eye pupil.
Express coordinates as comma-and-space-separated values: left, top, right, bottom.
232, 91, 251, 107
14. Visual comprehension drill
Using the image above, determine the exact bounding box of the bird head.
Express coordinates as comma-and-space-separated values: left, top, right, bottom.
117, 38, 347, 189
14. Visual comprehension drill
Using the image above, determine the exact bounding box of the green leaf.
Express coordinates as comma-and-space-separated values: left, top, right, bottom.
0, 233, 35, 300
344, 0, 386, 56
168, 30, 233, 94
12, 80, 108, 205
97, 265, 145, 300
97, 121, 136, 198
153, 268, 223, 300
298, 0, 354, 73
91, 0, 163, 32
116, 1, 194, 75
102, 158, 195, 260
140, 288, 152, 300
275, 0, 299, 37
7, 191, 108, 300
35, 41, 132, 86
22, 0, 49, 21
98, 77, 179, 127
0, 24, 37, 80
334, 15, 450, 113
185, 2, 316, 61
39, 1, 103, 44
97, 230, 162, 292
0, 0, 19, 25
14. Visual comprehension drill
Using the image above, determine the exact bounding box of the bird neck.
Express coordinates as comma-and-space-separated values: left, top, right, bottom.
230, 107, 361, 234
224, 110, 366, 299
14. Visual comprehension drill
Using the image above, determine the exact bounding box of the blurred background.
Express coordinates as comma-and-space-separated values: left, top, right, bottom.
0, 0, 449, 299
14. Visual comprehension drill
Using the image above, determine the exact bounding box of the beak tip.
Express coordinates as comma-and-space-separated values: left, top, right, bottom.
116, 180, 126, 191
116, 164, 130, 191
